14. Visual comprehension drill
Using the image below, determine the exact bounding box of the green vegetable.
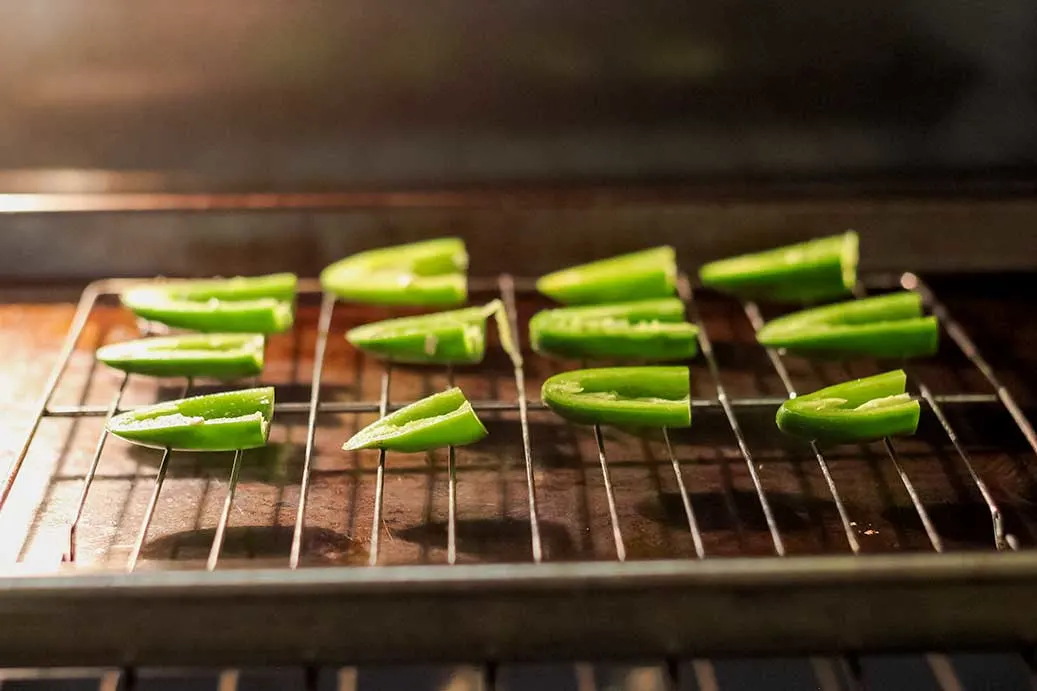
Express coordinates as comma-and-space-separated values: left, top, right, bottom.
121, 273, 297, 333
536, 247, 677, 305
107, 387, 275, 451
346, 299, 520, 365
97, 334, 265, 378
699, 231, 858, 303
320, 238, 468, 306
775, 370, 919, 444
529, 298, 699, 361
343, 387, 487, 452
757, 291, 938, 358
541, 366, 691, 428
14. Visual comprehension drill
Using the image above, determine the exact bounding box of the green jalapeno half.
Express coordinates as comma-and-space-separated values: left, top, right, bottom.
320, 238, 468, 307
97, 333, 265, 379
108, 387, 275, 451
541, 366, 691, 428
775, 369, 919, 444
536, 247, 677, 305
343, 387, 487, 452
699, 231, 858, 303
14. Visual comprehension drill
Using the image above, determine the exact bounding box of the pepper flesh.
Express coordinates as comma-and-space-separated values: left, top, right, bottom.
541, 366, 691, 428
107, 387, 275, 451
775, 370, 919, 444
757, 291, 939, 358
346, 299, 520, 365
97, 334, 265, 378
121, 273, 297, 333
530, 298, 699, 361
537, 247, 677, 305
320, 238, 468, 306
343, 387, 487, 452
699, 231, 858, 303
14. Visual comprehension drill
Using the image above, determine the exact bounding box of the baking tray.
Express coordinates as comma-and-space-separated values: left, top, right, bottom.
0, 271, 1036, 667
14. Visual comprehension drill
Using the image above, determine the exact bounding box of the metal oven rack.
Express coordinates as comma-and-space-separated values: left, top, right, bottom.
1, 270, 1037, 675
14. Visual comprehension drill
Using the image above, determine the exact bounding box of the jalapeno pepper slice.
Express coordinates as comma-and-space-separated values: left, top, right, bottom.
121, 273, 297, 333
343, 387, 487, 452
536, 247, 677, 305
757, 291, 938, 358
775, 370, 919, 444
320, 238, 468, 306
108, 387, 275, 451
699, 231, 858, 303
541, 366, 691, 428
346, 299, 520, 365
529, 298, 699, 361
97, 334, 265, 378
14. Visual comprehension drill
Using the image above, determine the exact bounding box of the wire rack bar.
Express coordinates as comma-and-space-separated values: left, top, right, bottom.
918, 383, 1008, 550
681, 276, 786, 556
66, 392, 124, 562
289, 291, 336, 569
207, 449, 244, 571
125, 379, 192, 572
884, 437, 944, 552
42, 392, 998, 418
499, 273, 544, 563
594, 424, 627, 561
909, 274, 1037, 459
367, 368, 393, 566
742, 301, 861, 554
662, 427, 705, 558
446, 365, 458, 565
0, 282, 101, 514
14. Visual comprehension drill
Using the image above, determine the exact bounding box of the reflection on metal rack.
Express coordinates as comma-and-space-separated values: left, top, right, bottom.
1, 271, 1034, 574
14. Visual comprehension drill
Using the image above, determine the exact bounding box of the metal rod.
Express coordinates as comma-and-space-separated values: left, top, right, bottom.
207, 449, 244, 571
0, 282, 101, 514
680, 277, 786, 555
919, 383, 1008, 550
926, 653, 965, 691
368, 368, 393, 566
446, 365, 458, 565
909, 273, 1037, 458
884, 437, 944, 552
594, 424, 627, 561
289, 291, 336, 569
662, 427, 705, 558
742, 301, 861, 554
125, 379, 192, 572
498, 273, 544, 563
43, 392, 997, 418
66, 391, 125, 562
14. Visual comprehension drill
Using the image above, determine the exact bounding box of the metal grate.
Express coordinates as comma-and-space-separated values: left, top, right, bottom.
0, 271, 1036, 666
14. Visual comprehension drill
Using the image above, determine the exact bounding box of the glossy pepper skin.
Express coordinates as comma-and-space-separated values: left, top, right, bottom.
529, 298, 699, 361
97, 334, 265, 378
537, 247, 677, 305
121, 273, 297, 333
343, 387, 487, 452
320, 238, 468, 307
699, 231, 858, 303
107, 387, 275, 451
757, 291, 939, 359
541, 366, 691, 428
776, 370, 919, 444
346, 299, 520, 365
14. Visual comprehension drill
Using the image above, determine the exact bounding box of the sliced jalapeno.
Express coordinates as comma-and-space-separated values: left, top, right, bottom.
121, 273, 297, 333
699, 231, 858, 303
97, 334, 265, 378
541, 366, 691, 428
343, 387, 487, 452
775, 370, 919, 444
537, 247, 677, 305
529, 298, 699, 361
320, 238, 467, 306
757, 291, 938, 358
108, 387, 275, 451
347, 299, 520, 365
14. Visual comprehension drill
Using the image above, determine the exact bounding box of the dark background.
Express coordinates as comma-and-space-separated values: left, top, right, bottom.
1, 1, 1036, 193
